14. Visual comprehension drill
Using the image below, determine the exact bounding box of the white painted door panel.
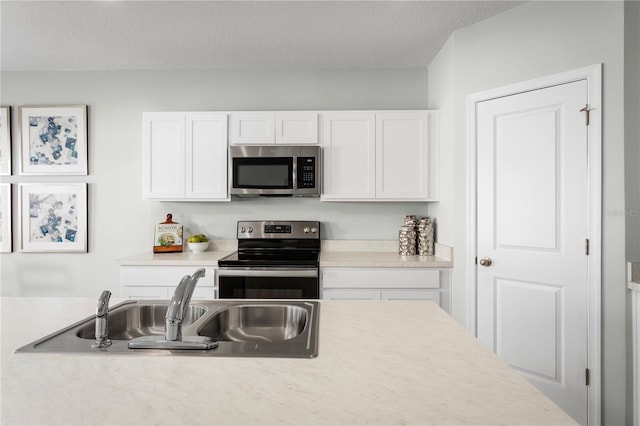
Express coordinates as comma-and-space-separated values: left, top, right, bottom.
321, 112, 375, 199
230, 113, 275, 144
376, 112, 429, 199
275, 112, 318, 144
143, 113, 185, 199
186, 113, 228, 199
477, 80, 588, 424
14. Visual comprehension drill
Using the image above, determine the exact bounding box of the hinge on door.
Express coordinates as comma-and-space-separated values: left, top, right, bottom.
585, 368, 590, 386
585, 238, 590, 255
579, 105, 591, 126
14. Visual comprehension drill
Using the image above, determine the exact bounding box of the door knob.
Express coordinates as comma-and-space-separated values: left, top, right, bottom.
479, 257, 492, 267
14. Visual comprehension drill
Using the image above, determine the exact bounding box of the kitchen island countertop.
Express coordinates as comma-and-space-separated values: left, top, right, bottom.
1, 297, 574, 425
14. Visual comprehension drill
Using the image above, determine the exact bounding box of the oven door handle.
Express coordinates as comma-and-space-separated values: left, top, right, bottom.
217, 268, 318, 278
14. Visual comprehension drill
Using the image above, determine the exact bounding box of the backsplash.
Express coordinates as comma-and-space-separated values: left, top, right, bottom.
149, 197, 430, 242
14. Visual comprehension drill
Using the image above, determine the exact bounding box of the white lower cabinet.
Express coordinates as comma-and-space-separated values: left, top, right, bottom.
321, 267, 451, 314
120, 266, 217, 299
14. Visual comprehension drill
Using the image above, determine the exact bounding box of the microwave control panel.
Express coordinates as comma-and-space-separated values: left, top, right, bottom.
297, 157, 316, 188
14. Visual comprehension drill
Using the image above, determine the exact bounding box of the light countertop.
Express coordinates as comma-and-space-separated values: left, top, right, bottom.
118, 240, 453, 269
117, 249, 234, 266
2, 297, 574, 425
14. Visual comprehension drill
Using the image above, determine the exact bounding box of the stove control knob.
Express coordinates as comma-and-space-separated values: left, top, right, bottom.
240, 227, 246, 233
311, 227, 317, 234
247, 227, 253, 233
303, 227, 310, 233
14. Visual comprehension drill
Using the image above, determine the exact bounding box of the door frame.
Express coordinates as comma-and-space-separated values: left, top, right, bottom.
465, 64, 602, 424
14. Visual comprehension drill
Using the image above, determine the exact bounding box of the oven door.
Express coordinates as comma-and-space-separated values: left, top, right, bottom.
217, 268, 319, 299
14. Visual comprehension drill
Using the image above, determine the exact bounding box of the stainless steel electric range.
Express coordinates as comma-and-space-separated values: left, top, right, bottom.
217, 221, 320, 299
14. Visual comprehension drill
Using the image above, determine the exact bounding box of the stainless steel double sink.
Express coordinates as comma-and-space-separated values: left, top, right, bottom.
16, 300, 319, 358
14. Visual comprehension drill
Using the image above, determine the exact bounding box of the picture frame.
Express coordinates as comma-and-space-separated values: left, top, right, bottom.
0, 106, 10, 175
0, 183, 11, 253
19, 182, 87, 253
19, 105, 87, 175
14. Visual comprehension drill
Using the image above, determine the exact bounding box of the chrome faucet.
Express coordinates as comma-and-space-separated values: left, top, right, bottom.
128, 268, 217, 350
165, 268, 206, 341
91, 290, 112, 349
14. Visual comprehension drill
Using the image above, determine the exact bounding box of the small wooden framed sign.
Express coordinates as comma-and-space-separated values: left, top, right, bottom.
153, 214, 183, 253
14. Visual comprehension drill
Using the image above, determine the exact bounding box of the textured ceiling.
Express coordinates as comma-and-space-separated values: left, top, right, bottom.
1, 0, 522, 71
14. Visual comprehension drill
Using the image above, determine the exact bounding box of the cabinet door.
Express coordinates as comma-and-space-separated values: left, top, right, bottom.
375, 111, 429, 200
143, 112, 186, 199
230, 113, 275, 144
321, 112, 376, 200
186, 113, 228, 200
275, 112, 318, 144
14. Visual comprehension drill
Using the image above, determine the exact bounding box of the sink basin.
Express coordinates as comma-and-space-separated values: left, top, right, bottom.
198, 304, 307, 342
76, 304, 207, 340
16, 300, 319, 358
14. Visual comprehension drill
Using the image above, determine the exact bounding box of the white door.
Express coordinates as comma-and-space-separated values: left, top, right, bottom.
476, 80, 589, 424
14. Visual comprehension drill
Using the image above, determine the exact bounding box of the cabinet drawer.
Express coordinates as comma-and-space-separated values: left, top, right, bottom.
121, 286, 171, 299
321, 268, 440, 289
322, 289, 381, 300
120, 266, 215, 287
121, 285, 215, 300
381, 290, 440, 303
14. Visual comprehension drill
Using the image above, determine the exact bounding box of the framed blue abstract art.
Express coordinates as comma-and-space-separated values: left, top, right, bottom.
19, 105, 87, 175
19, 183, 87, 252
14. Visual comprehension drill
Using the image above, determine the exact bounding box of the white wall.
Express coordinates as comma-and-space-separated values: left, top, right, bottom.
0, 68, 430, 297
427, 1, 627, 424
625, 1, 640, 422
625, 1, 640, 262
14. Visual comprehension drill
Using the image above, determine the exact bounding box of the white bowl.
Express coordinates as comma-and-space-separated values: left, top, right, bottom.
187, 241, 209, 253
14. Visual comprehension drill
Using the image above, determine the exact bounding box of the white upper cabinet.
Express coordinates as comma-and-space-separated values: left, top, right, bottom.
321, 112, 376, 199
230, 112, 318, 145
230, 112, 275, 144
375, 111, 430, 199
186, 113, 229, 200
321, 110, 438, 201
275, 112, 318, 144
143, 112, 229, 201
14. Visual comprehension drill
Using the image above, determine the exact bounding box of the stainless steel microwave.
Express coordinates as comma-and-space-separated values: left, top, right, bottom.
229, 145, 320, 197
